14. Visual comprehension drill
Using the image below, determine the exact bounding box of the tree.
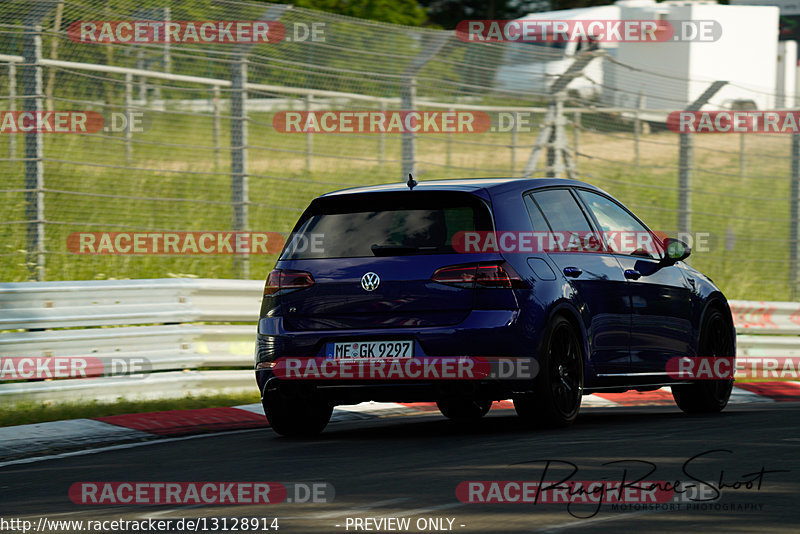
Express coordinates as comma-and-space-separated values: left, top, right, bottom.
274, 0, 427, 26
419, 0, 619, 30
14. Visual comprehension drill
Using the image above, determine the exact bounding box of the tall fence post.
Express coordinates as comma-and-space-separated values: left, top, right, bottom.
676, 81, 728, 238
228, 4, 289, 278
231, 56, 249, 279
572, 110, 580, 175
23, 1, 57, 281
739, 134, 746, 180
8, 62, 16, 160
124, 72, 133, 165
790, 134, 800, 300
678, 133, 692, 236
305, 95, 313, 174
378, 100, 385, 168
212, 85, 221, 171
136, 48, 147, 103
510, 111, 518, 176
400, 32, 452, 180
447, 106, 454, 171
522, 50, 597, 179
401, 78, 416, 179
634, 92, 644, 169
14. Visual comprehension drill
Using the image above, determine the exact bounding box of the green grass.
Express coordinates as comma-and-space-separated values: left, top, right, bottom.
0, 106, 796, 300
0, 391, 261, 427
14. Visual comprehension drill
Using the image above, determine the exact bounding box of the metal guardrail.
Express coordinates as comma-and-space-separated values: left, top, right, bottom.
0, 279, 263, 404
0, 281, 797, 405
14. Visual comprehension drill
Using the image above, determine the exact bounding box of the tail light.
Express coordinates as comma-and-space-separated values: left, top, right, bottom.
432, 262, 527, 289
264, 269, 314, 295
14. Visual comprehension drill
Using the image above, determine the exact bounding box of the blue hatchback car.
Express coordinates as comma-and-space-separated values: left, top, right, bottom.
255, 178, 735, 436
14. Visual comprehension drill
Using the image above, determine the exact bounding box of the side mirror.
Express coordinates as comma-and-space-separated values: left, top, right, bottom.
661, 238, 691, 265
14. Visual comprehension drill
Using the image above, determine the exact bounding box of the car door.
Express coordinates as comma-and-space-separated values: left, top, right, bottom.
576, 189, 693, 374
527, 188, 631, 374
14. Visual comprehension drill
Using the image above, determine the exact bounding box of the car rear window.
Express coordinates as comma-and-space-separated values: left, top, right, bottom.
281, 191, 493, 259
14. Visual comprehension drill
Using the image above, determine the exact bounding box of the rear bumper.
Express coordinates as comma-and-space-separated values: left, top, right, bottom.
257, 375, 537, 405
255, 308, 542, 403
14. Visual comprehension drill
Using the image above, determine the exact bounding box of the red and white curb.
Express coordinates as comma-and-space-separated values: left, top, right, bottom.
1, 383, 797, 462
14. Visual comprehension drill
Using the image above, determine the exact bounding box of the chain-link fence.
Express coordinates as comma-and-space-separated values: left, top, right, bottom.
0, 0, 797, 301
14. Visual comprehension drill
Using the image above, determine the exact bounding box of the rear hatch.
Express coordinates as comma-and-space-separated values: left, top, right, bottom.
266, 190, 497, 331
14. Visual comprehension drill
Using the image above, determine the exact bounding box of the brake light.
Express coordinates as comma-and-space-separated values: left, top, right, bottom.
430, 264, 477, 287
264, 269, 314, 295
432, 262, 527, 289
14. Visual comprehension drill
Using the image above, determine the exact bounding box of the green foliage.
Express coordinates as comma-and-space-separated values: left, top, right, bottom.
284, 0, 426, 26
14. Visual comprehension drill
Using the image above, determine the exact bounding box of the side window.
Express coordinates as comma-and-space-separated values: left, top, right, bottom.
578, 190, 659, 258
523, 194, 550, 231
531, 189, 593, 251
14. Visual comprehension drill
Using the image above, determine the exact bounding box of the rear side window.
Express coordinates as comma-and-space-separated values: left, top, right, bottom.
530, 189, 593, 233
524, 194, 550, 231
282, 191, 493, 259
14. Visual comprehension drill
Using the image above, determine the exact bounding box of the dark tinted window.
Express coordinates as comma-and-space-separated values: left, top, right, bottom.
531, 189, 592, 233
282, 192, 493, 259
524, 194, 550, 231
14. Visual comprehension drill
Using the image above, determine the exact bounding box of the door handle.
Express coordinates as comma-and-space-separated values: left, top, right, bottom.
563, 266, 582, 278
624, 269, 641, 280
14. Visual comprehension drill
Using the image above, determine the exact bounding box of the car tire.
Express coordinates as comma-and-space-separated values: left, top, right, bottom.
514, 315, 584, 428
436, 398, 492, 421
672, 308, 734, 414
262, 391, 333, 437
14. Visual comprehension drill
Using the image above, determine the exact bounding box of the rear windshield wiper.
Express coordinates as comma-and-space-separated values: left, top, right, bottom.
370, 244, 439, 256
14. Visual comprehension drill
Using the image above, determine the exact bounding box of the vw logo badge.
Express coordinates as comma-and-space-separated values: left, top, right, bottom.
361, 272, 380, 291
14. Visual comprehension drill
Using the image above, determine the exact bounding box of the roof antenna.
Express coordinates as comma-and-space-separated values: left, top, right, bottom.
407, 173, 417, 190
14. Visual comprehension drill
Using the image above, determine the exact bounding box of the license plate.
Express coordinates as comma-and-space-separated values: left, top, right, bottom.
326, 341, 414, 360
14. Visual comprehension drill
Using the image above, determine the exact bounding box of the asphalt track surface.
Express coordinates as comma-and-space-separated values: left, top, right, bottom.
1, 402, 799, 534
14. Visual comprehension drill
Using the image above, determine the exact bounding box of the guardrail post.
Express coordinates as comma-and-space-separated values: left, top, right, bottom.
23, 1, 57, 281
791, 133, 800, 300
231, 56, 249, 279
